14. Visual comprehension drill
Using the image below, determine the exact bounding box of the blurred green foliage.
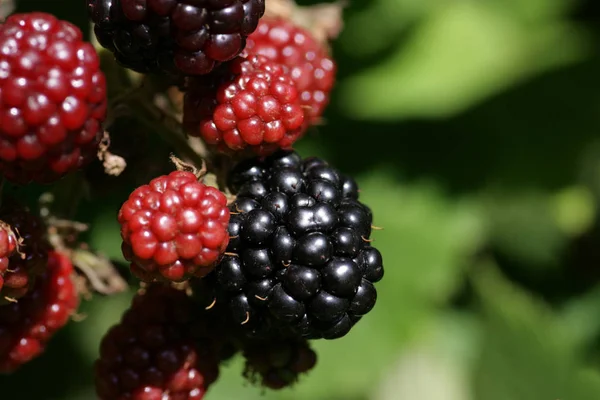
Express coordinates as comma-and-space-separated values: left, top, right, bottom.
4, 0, 600, 399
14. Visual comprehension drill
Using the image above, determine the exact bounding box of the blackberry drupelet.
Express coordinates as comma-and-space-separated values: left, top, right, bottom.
88, 0, 265, 77
209, 150, 384, 340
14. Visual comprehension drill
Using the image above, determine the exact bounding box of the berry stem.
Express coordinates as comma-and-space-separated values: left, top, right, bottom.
71, 248, 128, 295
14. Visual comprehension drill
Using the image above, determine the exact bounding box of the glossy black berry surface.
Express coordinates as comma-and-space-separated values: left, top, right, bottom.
88, 0, 265, 77
210, 151, 384, 340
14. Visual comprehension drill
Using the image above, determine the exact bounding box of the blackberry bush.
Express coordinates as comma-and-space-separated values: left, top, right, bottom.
0, 1, 385, 396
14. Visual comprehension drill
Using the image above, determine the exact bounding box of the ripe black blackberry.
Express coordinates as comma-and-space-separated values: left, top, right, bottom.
208, 150, 384, 340
88, 0, 265, 77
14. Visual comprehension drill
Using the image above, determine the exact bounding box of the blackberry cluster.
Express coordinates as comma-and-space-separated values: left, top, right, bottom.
209, 150, 383, 340
88, 0, 265, 77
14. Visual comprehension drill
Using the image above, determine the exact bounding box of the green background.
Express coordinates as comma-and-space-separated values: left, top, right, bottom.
4, 0, 600, 399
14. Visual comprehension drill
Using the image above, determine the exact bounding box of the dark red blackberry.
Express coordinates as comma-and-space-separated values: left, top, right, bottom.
88, 0, 265, 77
0, 12, 107, 184
0, 251, 79, 372
94, 284, 225, 400
207, 150, 383, 340
0, 204, 50, 302
242, 337, 316, 389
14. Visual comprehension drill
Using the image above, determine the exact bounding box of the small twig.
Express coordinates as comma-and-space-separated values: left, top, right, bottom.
241, 312, 250, 325
97, 131, 127, 176
170, 154, 207, 178
71, 249, 128, 295
205, 298, 217, 310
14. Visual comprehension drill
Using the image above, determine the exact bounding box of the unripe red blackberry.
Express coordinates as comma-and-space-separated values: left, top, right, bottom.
0, 205, 50, 301
183, 54, 305, 155
88, 0, 265, 77
246, 18, 336, 123
94, 285, 222, 400
118, 171, 230, 283
206, 151, 383, 340
242, 337, 316, 389
0, 251, 79, 373
0, 12, 107, 184
0, 223, 18, 291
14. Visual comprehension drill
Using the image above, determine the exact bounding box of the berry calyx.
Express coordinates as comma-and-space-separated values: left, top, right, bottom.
0, 251, 79, 373
0, 12, 107, 184
246, 17, 336, 123
94, 285, 222, 400
88, 0, 266, 77
183, 54, 305, 156
118, 170, 230, 283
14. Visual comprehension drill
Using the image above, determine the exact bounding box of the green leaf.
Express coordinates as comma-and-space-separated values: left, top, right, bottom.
472, 264, 600, 400
372, 311, 480, 400
338, 1, 588, 120
480, 190, 566, 267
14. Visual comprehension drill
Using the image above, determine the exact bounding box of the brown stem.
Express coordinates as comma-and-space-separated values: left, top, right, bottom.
71, 249, 128, 295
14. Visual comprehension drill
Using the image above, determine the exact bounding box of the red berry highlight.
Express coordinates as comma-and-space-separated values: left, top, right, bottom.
0, 251, 79, 373
183, 54, 305, 155
118, 171, 230, 282
0, 12, 107, 184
